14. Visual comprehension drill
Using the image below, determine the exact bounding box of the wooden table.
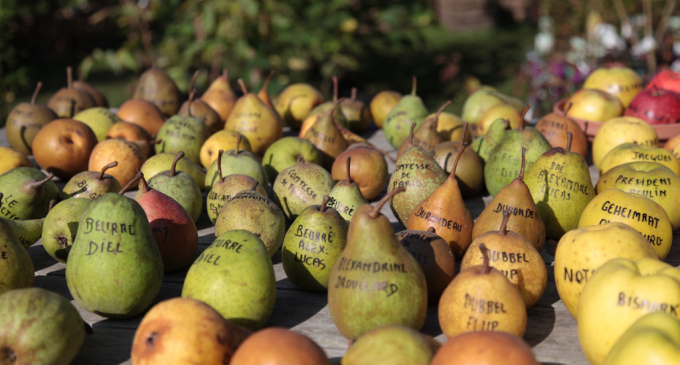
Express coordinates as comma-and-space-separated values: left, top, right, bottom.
3, 126, 679, 365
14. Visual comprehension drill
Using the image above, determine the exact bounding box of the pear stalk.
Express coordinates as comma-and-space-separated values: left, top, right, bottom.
170, 152, 184, 177
238, 79, 249, 95
411, 76, 417, 96
138, 174, 150, 194
565, 132, 573, 152
31, 82, 42, 105
320, 195, 331, 212
479, 243, 490, 274
498, 209, 511, 236
216, 150, 225, 182
369, 186, 405, 219
448, 142, 468, 181
519, 147, 526, 181
98, 162, 118, 180
31, 173, 55, 190
433, 101, 452, 131
120, 170, 144, 194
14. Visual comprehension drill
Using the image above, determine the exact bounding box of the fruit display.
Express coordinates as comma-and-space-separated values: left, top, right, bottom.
3, 64, 680, 365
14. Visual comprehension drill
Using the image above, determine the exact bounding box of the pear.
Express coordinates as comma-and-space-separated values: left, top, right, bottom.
383, 76, 428, 148
470, 117, 510, 163
0, 167, 59, 220
204, 135, 268, 190
225, 79, 283, 156
438, 243, 527, 338
41, 198, 92, 263
116, 98, 167, 137
396, 227, 455, 303
141, 152, 206, 190
262, 136, 323, 184
484, 115, 552, 196
342, 325, 436, 365
328, 187, 428, 340
272, 161, 336, 223
61, 161, 122, 200
524, 132, 596, 240
0, 218, 34, 294
214, 184, 286, 257
88, 138, 146, 189
140, 152, 203, 223
230, 327, 330, 364
300, 76, 348, 135
274, 83, 324, 129
406, 144, 474, 259
155, 114, 210, 165
370, 90, 401, 129
47, 66, 96, 118
461, 87, 523, 126
331, 143, 389, 201
432, 123, 484, 198
182, 230, 276, 330
387, 125, 447, 226
341, 87, 371, 133
327, 156, 369, 223
397, 101, 451, 158
0, 288, 85, 365
535, 103, 588, 158
73, 68, 108, 108
303, 98, 349, 169
472, 148, 546, 252
2, 216, 44, 249
282, 196, 349, 291
207, 150, 268, 224
178, 71, 222, 134
201, 68, 237, 122
133, 63, 182, 117
5, 81, 57, 155
461, 210, 547, 308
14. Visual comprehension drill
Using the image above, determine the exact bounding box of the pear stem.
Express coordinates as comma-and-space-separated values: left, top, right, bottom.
32, 172, 54, 189
148, 139, 161, 146
332, 76, 339, 102
370, 187, 405, 219
344, 156, 352, 184
139, 174, 150, 194
433, 101, 451, 130
78, 68, 84, 82
296, 155, 305, 164
251, 181, 259, 191
49, 199, 56, 211
188, 89, 196, 103
408, 122, 416, 144
31, 82, 42, 105
171, 151, 184, 177
238, 79, 248, 94
564, 102, 573, 115
320, 195, 331, 212
411, 75, 417, 96
120, 170, 143, 194
499, 209, 511, 236
518, 147, 526, 181
565, 131, 573, 153
519, 104, 530, 131
351, 87, 357, 101
449, 142, 468, 180
98, 161, 118, 180
188, 70, 199, 98
236, 134, 242, 154
479, 243, 491, 274
222, 68, 228, 80
216, 150, 225, 182
260, 70, 274, 94
66, 66, 73, 89
460, 122, 468, 145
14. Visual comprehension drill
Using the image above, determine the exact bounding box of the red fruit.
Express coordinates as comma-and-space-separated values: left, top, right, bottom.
646, 69, 680, 95
625, 88, 680, 124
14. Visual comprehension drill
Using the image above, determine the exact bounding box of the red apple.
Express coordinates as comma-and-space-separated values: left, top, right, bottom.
625, 88, 680, 124
646, 69, 680, 94
583, 67, 643, 107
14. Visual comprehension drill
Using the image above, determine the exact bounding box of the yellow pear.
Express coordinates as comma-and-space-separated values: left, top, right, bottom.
591, 116, 658, 169
274, 83, 323, 129
472, 104, 524, 137
0, 147, 33, 175
199, 130, 252, 169
599, 143, 680, 176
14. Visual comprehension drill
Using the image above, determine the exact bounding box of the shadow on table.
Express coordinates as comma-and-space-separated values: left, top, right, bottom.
525, 305, 556, 347
267, 287, 328, 328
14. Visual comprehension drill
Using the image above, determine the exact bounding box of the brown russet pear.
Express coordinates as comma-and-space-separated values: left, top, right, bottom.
201, 69, 237, 122
225, 79, 283, 156
133, 63, 182, 116
438, 243, 527, 338
387, 124, 447, 226
406, 144, 474, 259
535, 103, 588, 158
396, 227, 456, 303
47, 67, 96, 118
461, 210, 547, 308
303, 98, 349, 169
524, 132, 595, 240
178, 71, 222, 133
432, 123, 484, 198
331, 143, 389, 201
472, 148, 545, 252
5, 81, 57, 155
116, 99, 167, 137
397, 101, 451, 158
328, 187, 428, 340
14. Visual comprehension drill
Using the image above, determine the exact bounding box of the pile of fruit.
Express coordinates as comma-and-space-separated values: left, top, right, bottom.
0, 63, 679, 365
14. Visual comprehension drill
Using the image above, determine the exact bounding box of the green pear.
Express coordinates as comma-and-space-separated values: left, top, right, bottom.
272, 161, 335, 223
0, 167, 59, 220
261, 137, 323, 184
0, 218, 34, 295
73, 107, 122, 142
214, 187, 286, 257
484, 124, 552, 196
140, 152, 206, 190
65, 189, 164, 318
0, 288, 85, 365
342, 325, 435, 365
182, 230, 276, 330
383, 77, 428, 148
328, 188, 428, 340
327, 156, 369, 224
204, 135, 268, 190
387, 125, 447, 226
524, 133, 596, 240
282, 196, 349, 292
61, 161, 122, 200
1, 213, 44, 249
140, 152, 203, 223
470, 118, 510, 163
155, 115, 210, 165
462, 87, 523, 126
42, 198, 92, 263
